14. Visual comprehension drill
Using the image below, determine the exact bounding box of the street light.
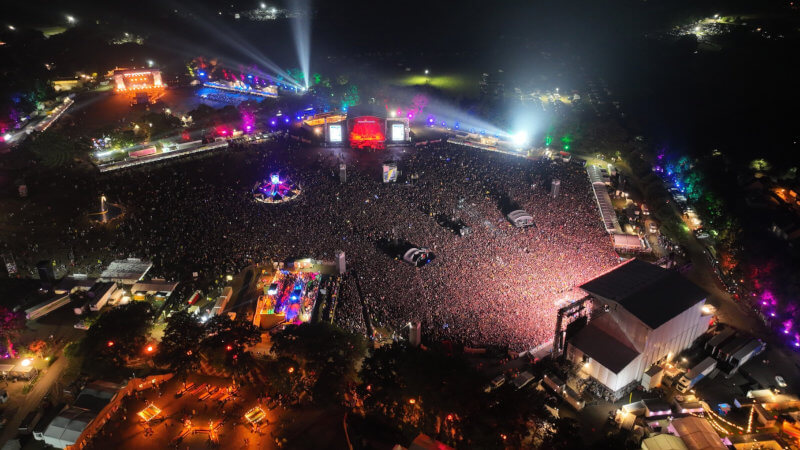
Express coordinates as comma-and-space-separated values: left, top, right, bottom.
66, 15, 76, 24
260, 2, 266, 8
424, 69, 429, 75
8, 25, 15, 31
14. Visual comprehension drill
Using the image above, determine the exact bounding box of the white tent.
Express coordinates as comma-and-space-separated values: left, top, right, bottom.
507, 210, 533, 228
40, 407, 96, 449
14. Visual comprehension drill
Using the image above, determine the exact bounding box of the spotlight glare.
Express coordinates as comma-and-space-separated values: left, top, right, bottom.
512, 131, 529, 146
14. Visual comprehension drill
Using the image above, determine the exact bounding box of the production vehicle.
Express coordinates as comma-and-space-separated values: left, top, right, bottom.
677, 357, 717, 393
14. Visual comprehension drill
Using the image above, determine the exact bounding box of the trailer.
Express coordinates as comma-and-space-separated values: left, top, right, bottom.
729, 339, 765, 370
705, 328, 736, 356
677, 357, 717, 393
718, 336, 751, 362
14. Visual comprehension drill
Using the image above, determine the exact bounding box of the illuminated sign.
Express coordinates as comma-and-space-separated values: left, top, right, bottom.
383, 164, 398, 183
391, 123, 405, 141
329, 124, 343, 143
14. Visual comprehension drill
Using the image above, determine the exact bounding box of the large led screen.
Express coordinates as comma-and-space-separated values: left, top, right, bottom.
329, 124, 343, 142
391, 123, 405, 141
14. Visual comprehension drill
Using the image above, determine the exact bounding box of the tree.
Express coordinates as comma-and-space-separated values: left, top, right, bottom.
201, 315, 261, 370
359, 343, 558, 448
85, 302, 154, 368
28, 340, 48, 357
271, 322, 367, 405
154, 311, 204, 377
262, 356, 303, 396
0, 306, 25, 356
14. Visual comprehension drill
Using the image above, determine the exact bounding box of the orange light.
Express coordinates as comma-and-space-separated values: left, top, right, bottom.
107, 341, 115, 347
146, 345, 154, 353
288, 367, 295, 374
226, 345, 233, 351
408, 399, 416, 405
446, 414, 453, 421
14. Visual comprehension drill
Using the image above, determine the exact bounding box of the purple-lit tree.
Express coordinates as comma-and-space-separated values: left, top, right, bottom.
0, 306, 25, 357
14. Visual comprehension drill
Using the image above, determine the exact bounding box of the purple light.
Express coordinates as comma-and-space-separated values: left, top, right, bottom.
771, 312, 776, 317
284, 117, 290, 123
794, 342, 799, 348
271, 174, 281, 184
270, 120, 276, 126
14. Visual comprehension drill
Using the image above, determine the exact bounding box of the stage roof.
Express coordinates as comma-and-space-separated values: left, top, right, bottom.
580, 259, 708, 329
347, 103, 387, 119
570, 320, 640, 374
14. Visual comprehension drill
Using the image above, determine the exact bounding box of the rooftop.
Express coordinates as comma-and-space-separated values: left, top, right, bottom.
99, 258, 152, 283
670, 416, 727, 450
131, 280, 179, 293
570, 320, 640, 374
580, 259, 708, 329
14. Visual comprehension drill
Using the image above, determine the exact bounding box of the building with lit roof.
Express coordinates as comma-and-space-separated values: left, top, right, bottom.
566, 259, 711, 399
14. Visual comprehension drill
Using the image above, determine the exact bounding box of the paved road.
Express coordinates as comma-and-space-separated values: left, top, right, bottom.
0, 351, 68, 446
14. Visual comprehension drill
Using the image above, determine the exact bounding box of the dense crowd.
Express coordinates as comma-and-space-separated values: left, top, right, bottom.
100, 139, 617, 351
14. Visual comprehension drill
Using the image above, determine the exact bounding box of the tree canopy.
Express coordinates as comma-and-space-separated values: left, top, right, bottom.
85, 301, 154, 368
154, 311, 204, 377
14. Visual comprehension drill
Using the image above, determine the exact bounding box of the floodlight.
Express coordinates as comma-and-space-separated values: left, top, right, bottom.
512, 131, 529, 146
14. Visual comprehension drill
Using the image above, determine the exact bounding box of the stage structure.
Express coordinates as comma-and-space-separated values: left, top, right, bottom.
386, 118, 410, 145
347, 104, 410, 149
113, 68, 165, 104
253, 173, 301, 204
553, 295, 591, 356
349, 116, 386, 150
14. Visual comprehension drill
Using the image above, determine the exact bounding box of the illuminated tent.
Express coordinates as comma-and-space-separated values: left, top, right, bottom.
137, 404, 162, 422
244, 407, 267, 424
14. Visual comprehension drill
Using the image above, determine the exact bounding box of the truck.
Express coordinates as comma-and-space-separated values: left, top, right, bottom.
676, 357, 717, 393
728, 339, 765, 371
705, 328, 736, 357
